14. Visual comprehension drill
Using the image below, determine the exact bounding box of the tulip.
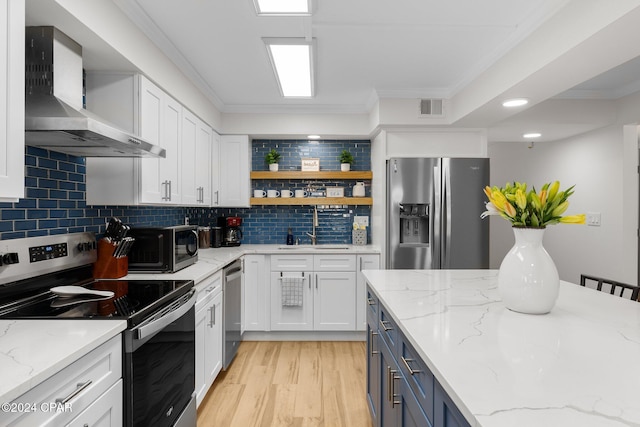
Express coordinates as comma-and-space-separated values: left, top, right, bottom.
503, 201, 516, 218
515, 189, 527, 210
547, 181, 560, 202
559, 214, 586, 224
551, 201, 569, 217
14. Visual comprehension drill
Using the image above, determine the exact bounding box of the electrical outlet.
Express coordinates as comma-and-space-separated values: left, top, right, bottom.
586, 212, 601, 226
354, 216, 369, 227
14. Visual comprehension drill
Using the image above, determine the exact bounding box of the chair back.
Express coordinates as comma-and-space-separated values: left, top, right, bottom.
579, 274, 640, 301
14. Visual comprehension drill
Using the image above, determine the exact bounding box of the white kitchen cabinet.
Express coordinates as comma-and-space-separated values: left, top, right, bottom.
195, 119, 212, 205
86, 71, 213, 206
0, 0, 24, 202
314, 271, 356, 330
270, 254, 358, 331
210, 130, 221, 206
139, 77, 182, 204
243, 255, 268, 331
1, 335, 122, 427
270, 271, 314, 330
181, 110, 212, 206
66, 380, 123, 427
357, 254, 380, 331
214, 135, 251, 207
195, 271, 223, 408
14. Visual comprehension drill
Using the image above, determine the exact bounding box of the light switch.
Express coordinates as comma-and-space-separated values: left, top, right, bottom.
586, 212, 601, 226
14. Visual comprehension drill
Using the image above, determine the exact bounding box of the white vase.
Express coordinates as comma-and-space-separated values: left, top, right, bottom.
341, 163, 351, 172
498, 227, 560, 314
269, 163, 279, 172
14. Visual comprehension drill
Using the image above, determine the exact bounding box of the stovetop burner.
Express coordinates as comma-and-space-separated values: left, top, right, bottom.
0, 278, 193, 326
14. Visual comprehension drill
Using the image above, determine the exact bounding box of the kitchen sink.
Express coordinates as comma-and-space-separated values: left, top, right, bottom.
277, 245, 350, 250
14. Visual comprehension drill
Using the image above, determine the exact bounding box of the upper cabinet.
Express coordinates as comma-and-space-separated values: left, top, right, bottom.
212, 135, 251, 207
0, 0, 24, 202
85, 73, 211, 206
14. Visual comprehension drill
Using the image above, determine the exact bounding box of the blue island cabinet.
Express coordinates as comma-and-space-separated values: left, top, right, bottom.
366, 284, 472, 427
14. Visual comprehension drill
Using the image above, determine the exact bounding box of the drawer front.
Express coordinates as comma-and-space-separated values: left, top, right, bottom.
366, 285, 378, 323
313, 254, 356, 271
3, 335, 122, 427
378, 303, 398, 353
196, 270, 222, 304
398, 334, 434, 424
270, 254, 314, 271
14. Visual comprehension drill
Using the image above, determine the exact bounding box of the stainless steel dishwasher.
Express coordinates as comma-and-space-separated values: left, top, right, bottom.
223, 259, 242, 369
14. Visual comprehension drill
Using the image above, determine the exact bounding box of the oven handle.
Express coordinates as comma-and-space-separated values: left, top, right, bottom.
134, 289, 196, 341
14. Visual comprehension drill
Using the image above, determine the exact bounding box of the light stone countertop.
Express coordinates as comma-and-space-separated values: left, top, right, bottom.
0, 319, 126, 403
363, 269, 640, 427
0, 244, 379, 405
122, 244, 381, 284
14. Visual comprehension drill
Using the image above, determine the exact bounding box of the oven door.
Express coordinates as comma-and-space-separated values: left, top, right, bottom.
123, 289, 197, 427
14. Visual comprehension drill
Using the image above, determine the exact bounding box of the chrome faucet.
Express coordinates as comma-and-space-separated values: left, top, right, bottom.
306, 205, 319, 245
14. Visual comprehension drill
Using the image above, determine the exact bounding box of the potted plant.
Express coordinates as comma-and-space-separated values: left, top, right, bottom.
339, 149, 354, 172
265, 148, 281, 171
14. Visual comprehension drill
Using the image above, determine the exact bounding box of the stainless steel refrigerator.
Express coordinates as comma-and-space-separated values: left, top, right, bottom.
386, 157, 489, 269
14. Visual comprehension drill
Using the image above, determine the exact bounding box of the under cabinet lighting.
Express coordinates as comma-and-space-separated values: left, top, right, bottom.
253, 0, 312, 15
502, 98, 529, 108
264, 38, 315, 98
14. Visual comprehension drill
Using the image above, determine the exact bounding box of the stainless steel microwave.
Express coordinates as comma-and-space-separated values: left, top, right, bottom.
127, 225, 198, 273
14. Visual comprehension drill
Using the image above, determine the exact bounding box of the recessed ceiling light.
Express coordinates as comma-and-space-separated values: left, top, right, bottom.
523, 132, 541, 138
264, 38, 315, 98
307, 135, 321, 139
502, 98, 529, 108
254, 0, 312, 16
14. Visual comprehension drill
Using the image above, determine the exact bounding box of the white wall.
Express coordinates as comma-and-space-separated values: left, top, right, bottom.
488, 122, 637, 285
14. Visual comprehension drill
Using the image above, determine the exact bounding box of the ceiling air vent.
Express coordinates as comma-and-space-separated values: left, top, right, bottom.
419, 99, 444, 116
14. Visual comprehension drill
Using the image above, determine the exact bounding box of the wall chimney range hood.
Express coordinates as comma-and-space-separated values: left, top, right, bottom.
25, 27, 165, 158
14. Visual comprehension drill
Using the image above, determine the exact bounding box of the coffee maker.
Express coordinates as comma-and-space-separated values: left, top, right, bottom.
217, 216, 243, 247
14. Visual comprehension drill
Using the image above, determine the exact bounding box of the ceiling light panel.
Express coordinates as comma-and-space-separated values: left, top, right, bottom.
254, 0, 311, 15
264, 38, 315, 98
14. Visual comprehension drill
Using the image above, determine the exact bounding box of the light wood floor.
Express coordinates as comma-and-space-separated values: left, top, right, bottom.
197, 341, 373, 427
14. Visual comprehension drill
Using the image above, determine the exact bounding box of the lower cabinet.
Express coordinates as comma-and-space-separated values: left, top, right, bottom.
195, 271, 223, 407
269, 254, 357, 331
1, 335, 122, 427
367, 284, 471, 427
243, 254, 268, 331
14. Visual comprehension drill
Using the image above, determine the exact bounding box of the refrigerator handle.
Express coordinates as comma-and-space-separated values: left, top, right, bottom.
433, 165, 441, 268
442, 160, 452, 268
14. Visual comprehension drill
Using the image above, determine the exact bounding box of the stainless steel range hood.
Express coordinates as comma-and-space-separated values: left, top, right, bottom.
25, 27, 165, 158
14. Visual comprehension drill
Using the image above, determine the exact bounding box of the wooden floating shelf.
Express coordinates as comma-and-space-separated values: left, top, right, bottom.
250, 197, 373, 206
250, 171, 373, 180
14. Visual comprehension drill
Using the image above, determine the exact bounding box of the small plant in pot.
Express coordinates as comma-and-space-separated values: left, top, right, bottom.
265, 149, 281, 171
339, 149, 354, 172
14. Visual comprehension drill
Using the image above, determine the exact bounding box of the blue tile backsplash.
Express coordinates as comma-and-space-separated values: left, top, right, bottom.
1, 140, 371, 245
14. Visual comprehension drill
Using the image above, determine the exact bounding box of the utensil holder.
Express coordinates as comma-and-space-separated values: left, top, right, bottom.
93, 239, 128, 279
352, 229, 367, 246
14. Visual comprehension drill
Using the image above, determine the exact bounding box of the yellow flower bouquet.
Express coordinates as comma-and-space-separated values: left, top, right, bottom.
481, 181, 585, 227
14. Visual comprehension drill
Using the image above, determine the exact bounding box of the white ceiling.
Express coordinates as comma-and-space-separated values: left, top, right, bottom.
24, 0, 640, 143
116, 0, 568, 114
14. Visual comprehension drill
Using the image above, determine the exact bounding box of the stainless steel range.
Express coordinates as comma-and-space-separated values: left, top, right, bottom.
0, 233, 197, 427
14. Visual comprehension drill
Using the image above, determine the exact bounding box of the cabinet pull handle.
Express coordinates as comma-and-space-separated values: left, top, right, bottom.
360, 257, 363, 271
168, 180, 172, 201
315, 274, 318, 289
161, 181, 169, 201
215, 190, 219, 205
390, 369, 401, 408
401, 357, 422, 375
379, 319, 392, 331
209, 306, 215, 328
367, 297, 376, 306
55, 380, 92, 404
386, 366, 392, 402
370, 330, 379, 356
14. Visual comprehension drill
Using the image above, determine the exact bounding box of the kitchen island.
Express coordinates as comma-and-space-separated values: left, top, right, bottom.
363, 269, 640, 427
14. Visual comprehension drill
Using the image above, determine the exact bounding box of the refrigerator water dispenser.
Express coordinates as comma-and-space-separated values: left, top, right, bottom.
399, 203, 429, 245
